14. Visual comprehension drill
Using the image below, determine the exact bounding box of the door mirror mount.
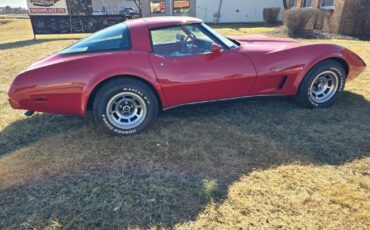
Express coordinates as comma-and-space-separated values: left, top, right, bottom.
211, 44, 222, 53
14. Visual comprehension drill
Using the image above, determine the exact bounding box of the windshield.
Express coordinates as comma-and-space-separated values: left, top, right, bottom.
60, 23, 131, 54
201, 23, 238, 49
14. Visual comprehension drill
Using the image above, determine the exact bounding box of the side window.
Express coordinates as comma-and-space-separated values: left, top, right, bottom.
150, 0, 166, 14
290, 0, 297, 7
173, 0, 190, 15
303, 0, 312, 7
320, 0, 335, 9
60, 23, 131, 54
150, 24, 219, 57
151, 27, 187, 46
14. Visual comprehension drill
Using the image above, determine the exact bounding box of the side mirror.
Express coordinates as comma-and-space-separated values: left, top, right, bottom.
211, 44, 222, 53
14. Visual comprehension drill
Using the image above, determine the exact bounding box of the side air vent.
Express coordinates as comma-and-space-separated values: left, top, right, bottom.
278, 76, 288, 90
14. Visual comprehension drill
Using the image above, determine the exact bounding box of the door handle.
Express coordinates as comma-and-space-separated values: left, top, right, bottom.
271, 67, 282, 72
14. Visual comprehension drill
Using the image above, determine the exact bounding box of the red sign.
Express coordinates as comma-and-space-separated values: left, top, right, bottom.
30, 8, 67, 14
27, 0, 69, 15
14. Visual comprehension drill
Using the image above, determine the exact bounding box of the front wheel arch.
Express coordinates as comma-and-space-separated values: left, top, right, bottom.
308, 57, 349, 80
294, 59, 347, 108
86, 75, 163, 113
294, 57, 349, 95
327, 57, 349, 76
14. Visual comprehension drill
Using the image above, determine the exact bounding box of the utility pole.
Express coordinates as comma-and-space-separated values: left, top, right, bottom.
216, 0, 223, 24
169, 0, 173, 16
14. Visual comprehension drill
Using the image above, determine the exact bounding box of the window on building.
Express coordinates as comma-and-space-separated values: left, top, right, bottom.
173, 0, 190, 15
290, 0, 297, 8
60, 23, 131, 54
303, 0, 312, 7
321, 0, 335, 9
150, 0, 166, 14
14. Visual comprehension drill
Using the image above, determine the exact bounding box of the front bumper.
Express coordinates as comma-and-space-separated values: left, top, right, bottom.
344, 48, 367, 80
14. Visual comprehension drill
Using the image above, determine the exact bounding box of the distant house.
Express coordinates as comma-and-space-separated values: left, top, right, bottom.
91, 0, 284, 23
197, 0, 284, 23
288, 0, 370, 37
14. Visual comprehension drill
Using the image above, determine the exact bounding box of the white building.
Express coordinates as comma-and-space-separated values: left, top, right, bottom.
197, 0, 284, 23
92, 0, 285, 23
92, 0, 137, 15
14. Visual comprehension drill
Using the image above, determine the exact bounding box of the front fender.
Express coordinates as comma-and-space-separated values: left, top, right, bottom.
244, 43, 352, 96
293, 44, 366, 94
293, 44, 347, 92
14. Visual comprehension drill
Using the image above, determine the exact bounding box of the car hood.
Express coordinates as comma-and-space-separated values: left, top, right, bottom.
229, 35, 305, 56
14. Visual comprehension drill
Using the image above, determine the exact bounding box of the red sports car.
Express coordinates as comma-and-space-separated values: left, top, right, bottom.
8, 17, 366, 135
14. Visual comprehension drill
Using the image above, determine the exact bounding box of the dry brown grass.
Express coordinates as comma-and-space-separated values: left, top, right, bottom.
0, 20, 369, 229
177, 160, 370, 229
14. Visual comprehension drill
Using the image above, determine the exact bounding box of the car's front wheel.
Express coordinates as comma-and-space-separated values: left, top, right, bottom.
295, 60, 347, 108
93, 78, 158, 135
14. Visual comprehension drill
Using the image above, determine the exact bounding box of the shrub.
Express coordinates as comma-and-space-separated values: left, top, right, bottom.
284, 8, 318, 36
263, 8, 281, 25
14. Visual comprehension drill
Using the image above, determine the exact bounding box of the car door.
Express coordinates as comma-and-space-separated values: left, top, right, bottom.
148, 24, 257, 107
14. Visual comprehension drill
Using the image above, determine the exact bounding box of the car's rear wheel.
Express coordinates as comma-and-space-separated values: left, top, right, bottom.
93, 78, 158, 135
295, 60, 346, 108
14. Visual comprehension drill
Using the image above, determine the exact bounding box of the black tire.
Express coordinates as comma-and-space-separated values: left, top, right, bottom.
294, 60, 347, 108
93, 78, 158, 135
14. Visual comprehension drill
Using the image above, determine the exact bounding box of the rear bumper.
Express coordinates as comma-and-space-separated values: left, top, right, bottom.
8, 97, 21, 109
8, 78, 21, 109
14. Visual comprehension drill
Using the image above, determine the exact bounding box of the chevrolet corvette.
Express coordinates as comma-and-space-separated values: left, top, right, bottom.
8, 17, 366, 135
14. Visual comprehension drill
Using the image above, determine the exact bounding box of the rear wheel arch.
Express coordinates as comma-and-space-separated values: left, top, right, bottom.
86, 75, 163, 112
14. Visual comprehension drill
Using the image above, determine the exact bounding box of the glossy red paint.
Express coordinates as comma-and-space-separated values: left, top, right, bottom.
230, 35, 366, 96
8, 17, 366, 115
149, 49, 257, 107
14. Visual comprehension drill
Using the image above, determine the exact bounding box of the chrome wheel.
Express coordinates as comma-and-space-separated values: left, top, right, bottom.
106, 92, 147, 130
309, 70, 339, 104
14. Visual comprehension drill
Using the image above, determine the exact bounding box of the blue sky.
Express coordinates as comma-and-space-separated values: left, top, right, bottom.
0, 0, 28, 8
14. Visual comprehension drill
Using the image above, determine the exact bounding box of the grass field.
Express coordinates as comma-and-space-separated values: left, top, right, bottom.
0, 19, 369, 229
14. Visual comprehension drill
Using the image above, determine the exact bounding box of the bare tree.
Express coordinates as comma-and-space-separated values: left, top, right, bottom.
283, 0, 289, 9
129, 0, 143, 17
